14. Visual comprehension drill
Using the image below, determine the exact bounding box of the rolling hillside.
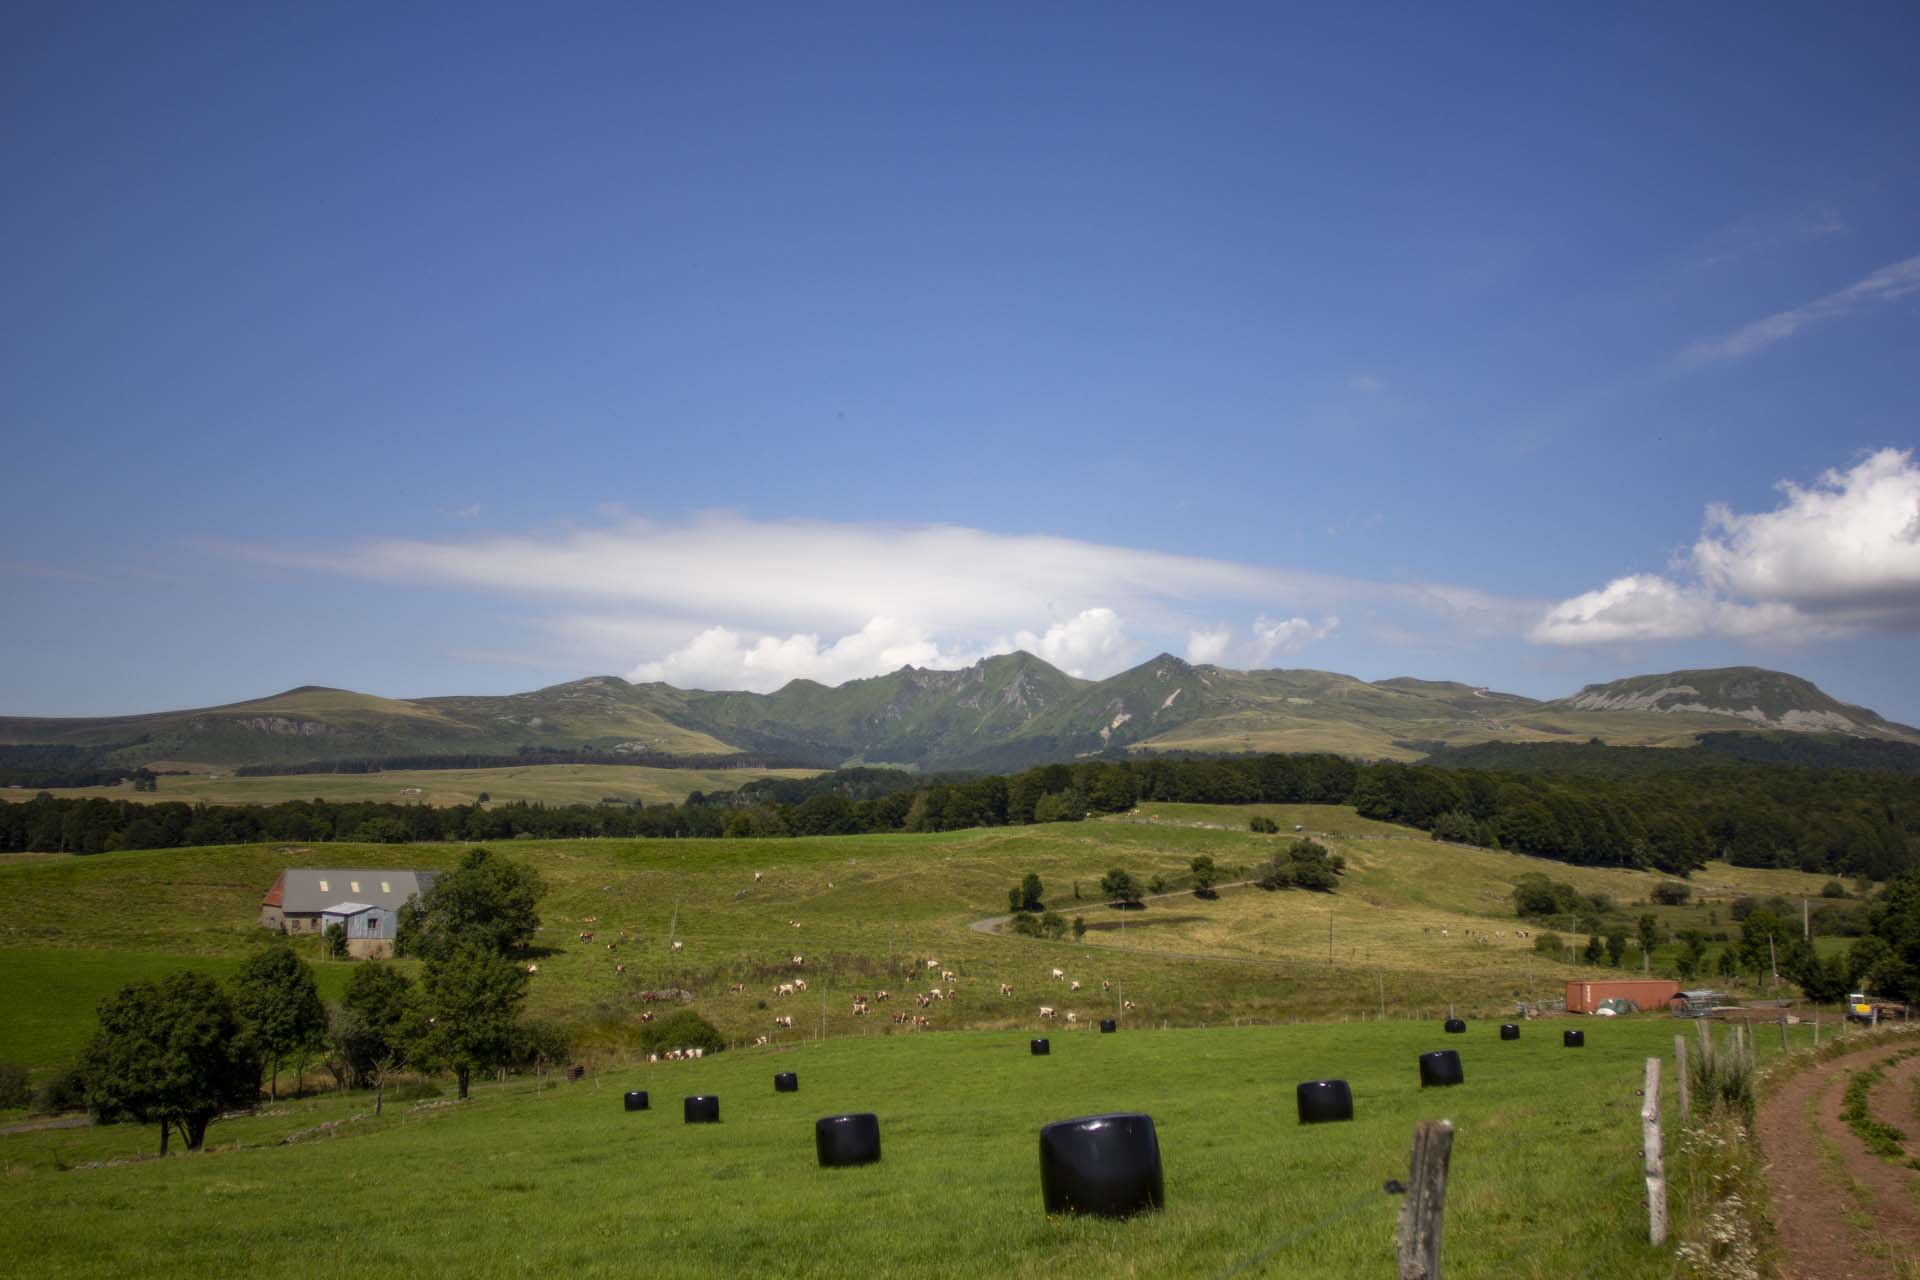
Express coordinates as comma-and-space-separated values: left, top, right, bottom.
4, 658, 1915, 773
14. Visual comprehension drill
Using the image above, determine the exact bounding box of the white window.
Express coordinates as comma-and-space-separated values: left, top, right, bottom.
380, 881, 391, 894
318, 880, 329, 893
350, 880, 361, 894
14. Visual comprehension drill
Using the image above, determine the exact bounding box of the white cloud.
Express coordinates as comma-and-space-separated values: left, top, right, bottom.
1528, 575, 1809, 646
629, 617, 981, 692
1531, 449, 1920, 646
228, 513, 1535, 688
1185, 624, 1234, 666
1683, 254, 1920, 363
1692, 448, 1920, 623
1010, 608, 1129, 677
1252, 615, 1341, 662
1185, 616, 1340, 667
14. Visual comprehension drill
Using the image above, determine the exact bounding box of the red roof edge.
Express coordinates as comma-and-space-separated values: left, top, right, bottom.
262, 871, 285, 908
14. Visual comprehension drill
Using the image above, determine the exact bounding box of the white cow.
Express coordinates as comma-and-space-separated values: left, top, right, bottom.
1038, 1006, 1057, 1019
1051, 968, 1066, 980
1070, 980, 1081, 992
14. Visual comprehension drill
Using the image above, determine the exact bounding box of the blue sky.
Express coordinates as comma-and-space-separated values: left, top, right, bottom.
4, 3, 1919, 721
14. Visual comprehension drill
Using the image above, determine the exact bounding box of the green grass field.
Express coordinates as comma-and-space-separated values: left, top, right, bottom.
0, 1015, 1824, 1278
0, 803, 1842, 1081
7, 762, 821, 808
0, 949, 354, 1072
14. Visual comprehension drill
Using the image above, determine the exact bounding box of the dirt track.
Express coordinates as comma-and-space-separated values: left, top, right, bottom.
1757, 1037, 1920, 1279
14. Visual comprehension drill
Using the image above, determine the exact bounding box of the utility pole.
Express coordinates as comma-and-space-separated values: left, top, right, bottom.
1768, 934, 1779, 989
1802, 898, 1810, 942
1327, 910, 1333, 965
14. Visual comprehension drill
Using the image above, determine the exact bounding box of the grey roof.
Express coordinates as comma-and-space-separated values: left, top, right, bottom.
276, 869, 435, 914
321, 901, 375, 917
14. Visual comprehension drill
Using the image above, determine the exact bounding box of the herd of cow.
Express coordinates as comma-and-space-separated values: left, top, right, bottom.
573, 876, 1147, 1062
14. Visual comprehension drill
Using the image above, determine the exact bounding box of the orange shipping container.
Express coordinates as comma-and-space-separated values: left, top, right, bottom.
1565, 979, 1681, 1014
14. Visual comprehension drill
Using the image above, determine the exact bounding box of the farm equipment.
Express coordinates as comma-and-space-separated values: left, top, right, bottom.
1846, 992, 1911, 1024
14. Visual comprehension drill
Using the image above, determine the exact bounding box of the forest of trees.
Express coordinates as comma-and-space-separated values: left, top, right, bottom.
4, 749, 1916, 882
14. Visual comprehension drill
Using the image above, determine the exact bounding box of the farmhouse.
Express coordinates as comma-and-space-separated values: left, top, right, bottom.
260, 868, 435, 942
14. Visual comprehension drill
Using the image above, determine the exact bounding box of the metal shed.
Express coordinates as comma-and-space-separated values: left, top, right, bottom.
320, 901, 398, 959
1565, 978, 1681, 1014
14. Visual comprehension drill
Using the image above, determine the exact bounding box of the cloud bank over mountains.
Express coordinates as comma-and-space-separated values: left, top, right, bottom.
1534, 448, 1920, 646
229, 447, 1918, 692
235, 515, 1525, 693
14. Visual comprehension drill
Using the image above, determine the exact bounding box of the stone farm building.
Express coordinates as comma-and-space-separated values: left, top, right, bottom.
261, 868, 436, 958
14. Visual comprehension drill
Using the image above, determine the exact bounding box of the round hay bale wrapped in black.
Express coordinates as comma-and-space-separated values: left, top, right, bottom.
815, 1113, 882, 1168
1295, 1079, 1354, 1124
1499, 1023, 1520, 1041
1418, 1049, 1465, 1088
683, 1095, 721, 1124
623, 1090, 649, 1112
774, 1072, 799, 1093
1038, 1113, 1164, 1218
1443, 1017, 1467, 1033
1031, 1038, 1050, 1056
1099, 1019, 1117, 1033
1563, 1028, 1585, 1048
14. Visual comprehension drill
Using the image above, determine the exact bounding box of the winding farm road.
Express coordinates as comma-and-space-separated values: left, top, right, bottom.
1757, 1035, 1920, 1280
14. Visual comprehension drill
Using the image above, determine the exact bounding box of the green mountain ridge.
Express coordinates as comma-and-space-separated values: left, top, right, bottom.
3, 658, 1915, 772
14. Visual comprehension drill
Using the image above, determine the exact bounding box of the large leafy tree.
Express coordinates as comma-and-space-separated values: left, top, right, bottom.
410, 944, 529, 1100
396, 846, 546, 960
1099, 868, 1140, 905
80, 971, 260, 1154
229, 942, 327, 1101
331, 962, 414, 1114
1865, 872, 1920, 1001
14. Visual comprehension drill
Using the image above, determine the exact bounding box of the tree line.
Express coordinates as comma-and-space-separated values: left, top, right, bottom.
4, 750, 1916, 881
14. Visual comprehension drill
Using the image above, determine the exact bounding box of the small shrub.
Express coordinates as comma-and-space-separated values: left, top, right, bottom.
1820, 879, 1848, 899
1651, 881, 1691, 906
1249, 816, 1278, 834
640, 1010, 724, 1056
1532, 931, 1563, 955
509, 1017, 573, 1070
0, 1062, 30, 1110
32, 1063, 87, 1115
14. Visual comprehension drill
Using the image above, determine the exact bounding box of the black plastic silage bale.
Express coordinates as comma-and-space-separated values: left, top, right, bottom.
1031, 1038, 1050, 1056
774, 1072, 799, 1093
1443, 1017, 1467, 1033
683, 1095, 720, 1124
1038, 1113, 1164, 1218
1418, 1049, 1464, 1087
1099, 1019, 1117, 1033
1295, 1079, 1354, 1124
623, 1090, 649, 1112
1500, 1024, 1520, 1041
815, 1113, 882, 1168
1563, 1028, 1585, 1048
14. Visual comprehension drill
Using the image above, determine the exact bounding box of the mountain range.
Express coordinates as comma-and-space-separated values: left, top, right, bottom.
4, 658, 1917, 774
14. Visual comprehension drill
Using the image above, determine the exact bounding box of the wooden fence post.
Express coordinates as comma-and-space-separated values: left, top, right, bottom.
1643, 1057, 1667, 1247
1396, 1118, 1454, 1279
1813, 1015, 1819, 1047
1779, 1016, 1788, 1053
1674, 1035, 1689, 1126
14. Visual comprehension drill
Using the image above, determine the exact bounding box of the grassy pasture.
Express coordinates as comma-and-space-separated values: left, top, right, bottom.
0, 1016, 1823, 1278
0, 803, 1842, 1081
7, 762, 820, 808
0, 948, 353, 1072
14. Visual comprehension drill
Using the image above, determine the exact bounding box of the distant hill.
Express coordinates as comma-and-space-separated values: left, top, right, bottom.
1545, 667, 1920, 740
4, 659, 1915, 773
